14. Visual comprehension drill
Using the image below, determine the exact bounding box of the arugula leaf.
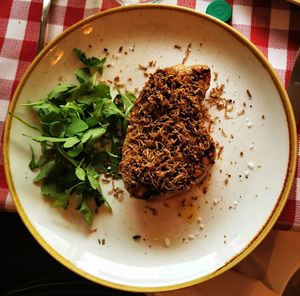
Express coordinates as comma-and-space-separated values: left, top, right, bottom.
86, 165, 99, 178
41, 182, 68, 208
10, 113, 41, 133
65, 115, 89, 137
85, 116, 99, 128
120, 92, 135, 109
74, 67, 92, 84
49, 121, 66, 138
66, 142, 83, 158
47, 85, 76, 101
93, 84, 111, 99
63, 137, 81, 148
103, 99, 125, 118
75, 166, 86, 181
78, 198, 93, 226
37, 154, 48, 168
53, 196, 69, 208
81, 125, 108, 149
41, 111, 62, 124
31, 102, 60, 114
24, 135, 73, 143
73, 48, 106, 75
87, 175, 101, 193
75, 85, 111, 105
65, 182, 85, 197
29, 144, 38, 170
34, 160, 56, 182
94, 99, 124, 119
122, 104, 134, 135
61, 102, 84, 118
56, 144, 78, 167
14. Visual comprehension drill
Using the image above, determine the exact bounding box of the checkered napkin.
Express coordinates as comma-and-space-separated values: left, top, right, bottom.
0, 0, 300, 229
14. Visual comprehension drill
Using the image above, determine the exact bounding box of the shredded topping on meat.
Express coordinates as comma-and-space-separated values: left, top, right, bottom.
207, 84, 234, 119
120, 65, 216, 199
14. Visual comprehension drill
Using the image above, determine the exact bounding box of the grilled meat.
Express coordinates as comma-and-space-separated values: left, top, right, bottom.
120, 65, 216, 200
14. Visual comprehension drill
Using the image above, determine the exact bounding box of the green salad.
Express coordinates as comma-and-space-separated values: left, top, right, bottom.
16, 48, 136, 225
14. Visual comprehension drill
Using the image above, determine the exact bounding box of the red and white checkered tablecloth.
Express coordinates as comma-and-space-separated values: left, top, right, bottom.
0, 0, 300, 229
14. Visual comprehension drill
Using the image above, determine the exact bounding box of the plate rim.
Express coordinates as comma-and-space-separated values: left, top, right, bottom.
3, 4, 298, 292
286, 0, 300, 6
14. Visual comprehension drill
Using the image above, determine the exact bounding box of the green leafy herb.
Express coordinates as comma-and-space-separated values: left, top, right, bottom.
78, 198, 93, 226
75, 166, 86, 181
29, 144, 38, 170
66, 142, 83, 158
63, 137, 81, 148
16, 48, 136, 226
42, 182, 68, 208
33, 160, 56, 182
73, 48, 106, 75
24, 135, 73, 143
74, 67, 92, 84
65, 115, 89, 137
119, 92, 135, 109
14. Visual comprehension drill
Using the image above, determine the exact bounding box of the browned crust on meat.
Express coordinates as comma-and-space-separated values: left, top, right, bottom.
120, 65, 216, 200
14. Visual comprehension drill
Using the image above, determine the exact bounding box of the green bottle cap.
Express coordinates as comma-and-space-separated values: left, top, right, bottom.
206, 0, 232, 23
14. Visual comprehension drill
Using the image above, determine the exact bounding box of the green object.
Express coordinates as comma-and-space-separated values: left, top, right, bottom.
14, 49, 137, 226
206, 0, 232, 23
73, 48, 106, 75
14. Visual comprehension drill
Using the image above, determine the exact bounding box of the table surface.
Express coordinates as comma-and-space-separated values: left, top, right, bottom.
0, 0, 300, 230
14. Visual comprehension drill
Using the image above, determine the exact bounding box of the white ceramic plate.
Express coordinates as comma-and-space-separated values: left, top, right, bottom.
4, 5, 297, 292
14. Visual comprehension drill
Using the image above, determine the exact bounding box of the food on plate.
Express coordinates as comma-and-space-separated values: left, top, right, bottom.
17, 48, 135, 225
17, 47, 217, 224
120, 65, 216, 200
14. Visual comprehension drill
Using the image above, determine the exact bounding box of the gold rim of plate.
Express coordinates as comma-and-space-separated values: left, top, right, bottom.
286, 0, 300, 6
3, 4, 298, 293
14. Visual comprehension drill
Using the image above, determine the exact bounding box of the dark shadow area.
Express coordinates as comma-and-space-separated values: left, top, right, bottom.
283, 267, 300, 296
0, 213, 142, 296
